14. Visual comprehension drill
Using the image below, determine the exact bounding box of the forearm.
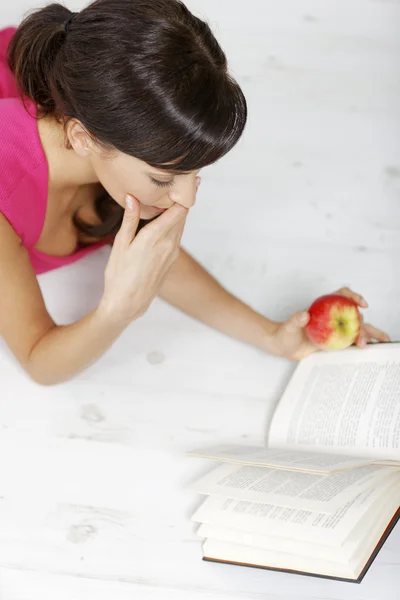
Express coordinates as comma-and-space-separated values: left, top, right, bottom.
159, 249, 279, 350
26, 308, 127, 385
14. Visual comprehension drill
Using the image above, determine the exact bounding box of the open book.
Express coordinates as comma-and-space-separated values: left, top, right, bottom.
186, 342, 400, 583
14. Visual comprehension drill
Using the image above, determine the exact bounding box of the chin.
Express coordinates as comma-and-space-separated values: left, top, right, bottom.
140, 205, 163, 220
140, 211, 160, 223
140, 211, 154, 220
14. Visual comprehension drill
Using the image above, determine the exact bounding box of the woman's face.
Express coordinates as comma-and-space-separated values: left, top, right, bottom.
89, 148, 200, 220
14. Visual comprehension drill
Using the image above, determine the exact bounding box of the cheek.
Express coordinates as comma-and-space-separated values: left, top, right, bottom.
97, 163, 163, 207
97, 165, 157, 206
132, 182, 164, 206
92, 161, 127, 206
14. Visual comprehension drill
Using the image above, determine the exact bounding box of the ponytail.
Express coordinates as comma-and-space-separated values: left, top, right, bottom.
7, 4, 72, 114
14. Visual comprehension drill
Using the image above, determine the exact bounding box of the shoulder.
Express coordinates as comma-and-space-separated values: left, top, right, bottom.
0, 97, 48, 246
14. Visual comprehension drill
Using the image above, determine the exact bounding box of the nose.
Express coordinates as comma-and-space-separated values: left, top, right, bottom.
168, 175, 198, 209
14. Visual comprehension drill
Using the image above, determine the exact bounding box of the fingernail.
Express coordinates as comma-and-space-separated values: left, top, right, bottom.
361, 297, 368, 307
299, 312, 309, 325
126, 195, 133, 211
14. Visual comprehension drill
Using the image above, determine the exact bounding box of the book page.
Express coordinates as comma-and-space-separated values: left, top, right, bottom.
192, 473, 396, 545
197, 483, 400, 564
200, 487, 400, 581
198, 522, 338, 561
268, 344, 400, 460
187, 444, 373, 474
188, 461, 398, 513
202, 538, 357, 579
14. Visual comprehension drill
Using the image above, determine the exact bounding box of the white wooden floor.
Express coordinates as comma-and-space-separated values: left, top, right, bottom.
1, 1, 400, 598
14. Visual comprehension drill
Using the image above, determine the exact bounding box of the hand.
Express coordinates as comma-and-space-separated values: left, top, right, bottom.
269, 286, 390, 361
99, 195, 188, 324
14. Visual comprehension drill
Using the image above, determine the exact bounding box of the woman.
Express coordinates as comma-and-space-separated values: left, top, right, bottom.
0, 0, 389, 385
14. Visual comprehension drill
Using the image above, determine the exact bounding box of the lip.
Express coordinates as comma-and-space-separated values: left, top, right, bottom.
140, 204, 169, 219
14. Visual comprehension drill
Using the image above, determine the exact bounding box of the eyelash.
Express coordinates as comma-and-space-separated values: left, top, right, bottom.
151, 177, 174, 188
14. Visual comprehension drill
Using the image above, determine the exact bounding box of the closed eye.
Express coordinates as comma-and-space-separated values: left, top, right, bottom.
150, 177, 174, 188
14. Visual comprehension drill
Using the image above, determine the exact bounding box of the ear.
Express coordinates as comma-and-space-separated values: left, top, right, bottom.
66, 119, 94, 157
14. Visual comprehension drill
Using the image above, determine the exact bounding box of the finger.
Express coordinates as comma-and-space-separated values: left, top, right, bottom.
161, 217, 186, 257
354, 314, 368, 348
356, 320, 390, 347
145, 203, 189, 238
364, 324, 391, 343
173, 216, 186, 247
282, 311, 310, 334
355, 333, 367, 348
355, 315, 366, 348
336, 287, 368, 308
114, 195, 141, 247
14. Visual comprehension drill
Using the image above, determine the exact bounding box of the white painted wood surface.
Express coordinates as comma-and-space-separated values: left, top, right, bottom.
1, 1, 400, 598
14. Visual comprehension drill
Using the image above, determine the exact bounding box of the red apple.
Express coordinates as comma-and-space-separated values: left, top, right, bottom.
305, 294, 361, 351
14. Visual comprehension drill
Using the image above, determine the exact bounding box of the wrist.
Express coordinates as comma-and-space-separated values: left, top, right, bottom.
96, 297, 132, 331
259, 319, 283, 355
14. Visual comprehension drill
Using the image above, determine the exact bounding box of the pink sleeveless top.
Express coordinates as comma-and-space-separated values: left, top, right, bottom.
0, 27, 105, 274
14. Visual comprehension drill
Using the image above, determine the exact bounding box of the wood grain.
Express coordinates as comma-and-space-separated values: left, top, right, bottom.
1, 0, 399, 598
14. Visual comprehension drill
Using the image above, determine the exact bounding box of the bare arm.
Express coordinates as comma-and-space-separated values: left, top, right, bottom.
0, 199, 186, 385
1, 201, 386, 386
0, 214, 126, 385
158, 248, 390, 358
158, 248, 278, 350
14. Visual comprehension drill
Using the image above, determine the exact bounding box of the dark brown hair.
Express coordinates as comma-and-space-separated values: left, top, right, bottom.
7, 0, 247, 239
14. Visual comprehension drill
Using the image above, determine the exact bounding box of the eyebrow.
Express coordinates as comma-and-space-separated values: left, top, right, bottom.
147, 170, 194, 179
